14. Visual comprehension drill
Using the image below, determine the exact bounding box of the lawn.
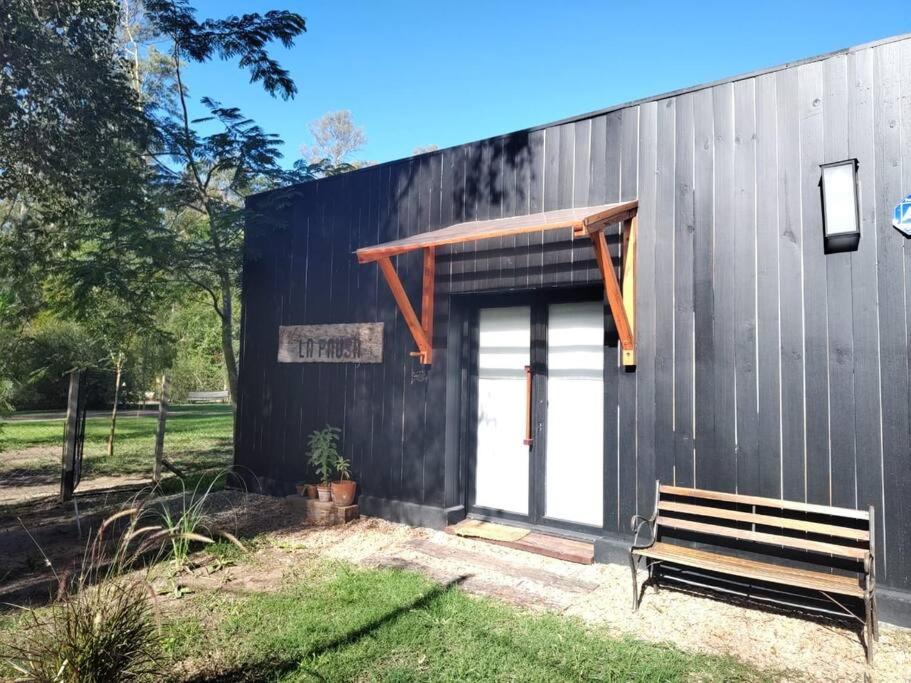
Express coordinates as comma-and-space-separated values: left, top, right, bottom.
163, 560, 777, 682
0, 405, 234, 505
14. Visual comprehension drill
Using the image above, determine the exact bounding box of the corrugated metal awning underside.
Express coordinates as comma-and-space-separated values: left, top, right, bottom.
354, 200, 639, 367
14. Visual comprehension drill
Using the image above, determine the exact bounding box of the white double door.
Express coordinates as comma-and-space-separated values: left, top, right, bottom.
473, 300, 605, 529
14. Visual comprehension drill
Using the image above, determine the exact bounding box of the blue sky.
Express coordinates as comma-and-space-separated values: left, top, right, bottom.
182, 1, 911, 167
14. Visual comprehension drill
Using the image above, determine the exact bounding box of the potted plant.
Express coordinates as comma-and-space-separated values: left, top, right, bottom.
307, 425, 340, 502
295, 483, 317, 498
330, 454, 357, 507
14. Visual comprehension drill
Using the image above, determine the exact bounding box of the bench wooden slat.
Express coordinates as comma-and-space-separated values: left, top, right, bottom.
634, 542, 864, 597
658, 501, 870, 541
659, 485, 869, 520
657, 515, 868, 559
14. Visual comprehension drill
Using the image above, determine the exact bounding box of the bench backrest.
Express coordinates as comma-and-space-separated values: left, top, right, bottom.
655, 483, 873, 568
187, 390, 229, 402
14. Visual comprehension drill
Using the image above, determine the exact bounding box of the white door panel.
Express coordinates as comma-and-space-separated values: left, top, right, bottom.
475, 306, 530, 515
545, 301, 604, 527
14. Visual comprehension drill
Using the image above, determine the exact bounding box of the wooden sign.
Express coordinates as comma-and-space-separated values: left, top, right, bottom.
278, 323, 383, 363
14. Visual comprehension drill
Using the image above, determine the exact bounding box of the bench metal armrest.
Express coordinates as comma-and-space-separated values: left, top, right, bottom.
630, 513, 656, 550
865, 551, 876, 590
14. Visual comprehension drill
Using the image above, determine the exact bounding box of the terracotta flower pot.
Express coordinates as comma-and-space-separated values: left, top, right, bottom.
331, 480, 357, 507
316, 484, 332, 502
295, 483, 308, 496
304, 484, 318, 499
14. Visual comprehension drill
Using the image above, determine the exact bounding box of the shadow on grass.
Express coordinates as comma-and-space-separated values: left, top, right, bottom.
184, 575, 471, 683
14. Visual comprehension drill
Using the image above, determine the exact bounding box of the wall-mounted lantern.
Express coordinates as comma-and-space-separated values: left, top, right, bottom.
820, 159, 860, 252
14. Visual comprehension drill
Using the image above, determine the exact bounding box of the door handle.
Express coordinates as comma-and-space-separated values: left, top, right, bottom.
524, 364, 533, 446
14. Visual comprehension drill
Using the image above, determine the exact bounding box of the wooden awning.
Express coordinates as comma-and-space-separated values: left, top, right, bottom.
355, 201, 638, 263
355, 200, 639, 366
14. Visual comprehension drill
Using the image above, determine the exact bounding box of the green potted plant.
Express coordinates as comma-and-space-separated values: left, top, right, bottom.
307, 425, 340, 502
331, 454, 357, 507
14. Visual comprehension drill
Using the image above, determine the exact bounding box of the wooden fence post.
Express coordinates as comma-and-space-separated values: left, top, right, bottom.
153, 374, 170, 483
60, 370, 84, 502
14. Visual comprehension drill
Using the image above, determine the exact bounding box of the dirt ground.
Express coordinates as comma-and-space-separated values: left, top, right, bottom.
4, 492, 910, 681
0, 444, 152, 505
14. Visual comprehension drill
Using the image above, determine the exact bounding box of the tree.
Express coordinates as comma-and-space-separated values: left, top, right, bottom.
300, 110, 367, 166
412, 144, 439, 155
0, 0, 149, 210
119, 1, 304, 406
43, 262, 174, 456
1, 1, 309, 409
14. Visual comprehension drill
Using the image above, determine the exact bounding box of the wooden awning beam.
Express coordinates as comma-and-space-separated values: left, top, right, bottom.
356, 200, 639, 263
362, 200, 638, 368
377, 249, 435, 364
582, 205, 639, 235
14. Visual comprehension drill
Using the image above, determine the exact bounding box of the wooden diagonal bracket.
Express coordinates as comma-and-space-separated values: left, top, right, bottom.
377, 247, 435, 364
588, 215, 637, 366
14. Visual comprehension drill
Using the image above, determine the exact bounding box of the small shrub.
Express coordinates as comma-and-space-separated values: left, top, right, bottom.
155, 471, 244, 569
334, 455, 351, 481
2, 484, 245, 681
307, 425, 340, 486
5, 578, 161, 682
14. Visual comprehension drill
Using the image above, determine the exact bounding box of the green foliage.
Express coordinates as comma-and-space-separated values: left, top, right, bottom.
307, 425, 341, 486
4, 577, 162, 682
1, 1, 308, 410
154, 471, 244, 568
137, 3, 307, 405
0, 0, 149, 207
0, 483, 247, 681
5, 319, 107, 410
165, 298, 229, 400
334, 454, 352, 481
163, 563, 779, 682
1, 317, 168, 411
143, 1, 306, 100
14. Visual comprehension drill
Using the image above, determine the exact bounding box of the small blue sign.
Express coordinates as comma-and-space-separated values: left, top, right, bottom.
895, 194, 911, 237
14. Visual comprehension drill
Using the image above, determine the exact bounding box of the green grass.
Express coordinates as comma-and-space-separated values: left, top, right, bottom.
0, 404, 233, 483
165, 562, 780, 682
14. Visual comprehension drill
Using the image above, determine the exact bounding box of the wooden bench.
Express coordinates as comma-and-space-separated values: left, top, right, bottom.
186, 390, 230, 403
629, 482, 879, 662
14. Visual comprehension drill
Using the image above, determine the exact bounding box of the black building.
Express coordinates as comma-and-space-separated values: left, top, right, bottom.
238, 34, 911, 624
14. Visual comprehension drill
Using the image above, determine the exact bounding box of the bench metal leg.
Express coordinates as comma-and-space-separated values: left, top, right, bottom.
864, 591, 874, 664
629, 553, 639, 612
648, 560, 660, 592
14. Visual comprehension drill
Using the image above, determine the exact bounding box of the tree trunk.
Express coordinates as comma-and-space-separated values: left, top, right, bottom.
219, 274, 239, 407
107, 352, 124, 458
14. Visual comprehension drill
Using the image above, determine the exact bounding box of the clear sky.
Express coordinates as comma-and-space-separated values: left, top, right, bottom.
182, 1, 911, 167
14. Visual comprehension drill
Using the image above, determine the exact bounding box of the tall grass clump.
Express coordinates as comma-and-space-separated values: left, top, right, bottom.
2, 508, 166, 681
155, 470, 244, 569
4, 576, 160, 682
2, 476, 245, 680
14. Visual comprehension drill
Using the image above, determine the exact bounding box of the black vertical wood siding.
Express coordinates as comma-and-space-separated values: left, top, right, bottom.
238, 36, 911, 591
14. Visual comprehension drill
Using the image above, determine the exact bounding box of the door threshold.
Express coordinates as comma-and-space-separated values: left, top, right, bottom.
445, 517, 594, 565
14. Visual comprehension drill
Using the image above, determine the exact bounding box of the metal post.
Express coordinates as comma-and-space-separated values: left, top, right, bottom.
60, 370, 84, 502
153, 375, 170, 483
